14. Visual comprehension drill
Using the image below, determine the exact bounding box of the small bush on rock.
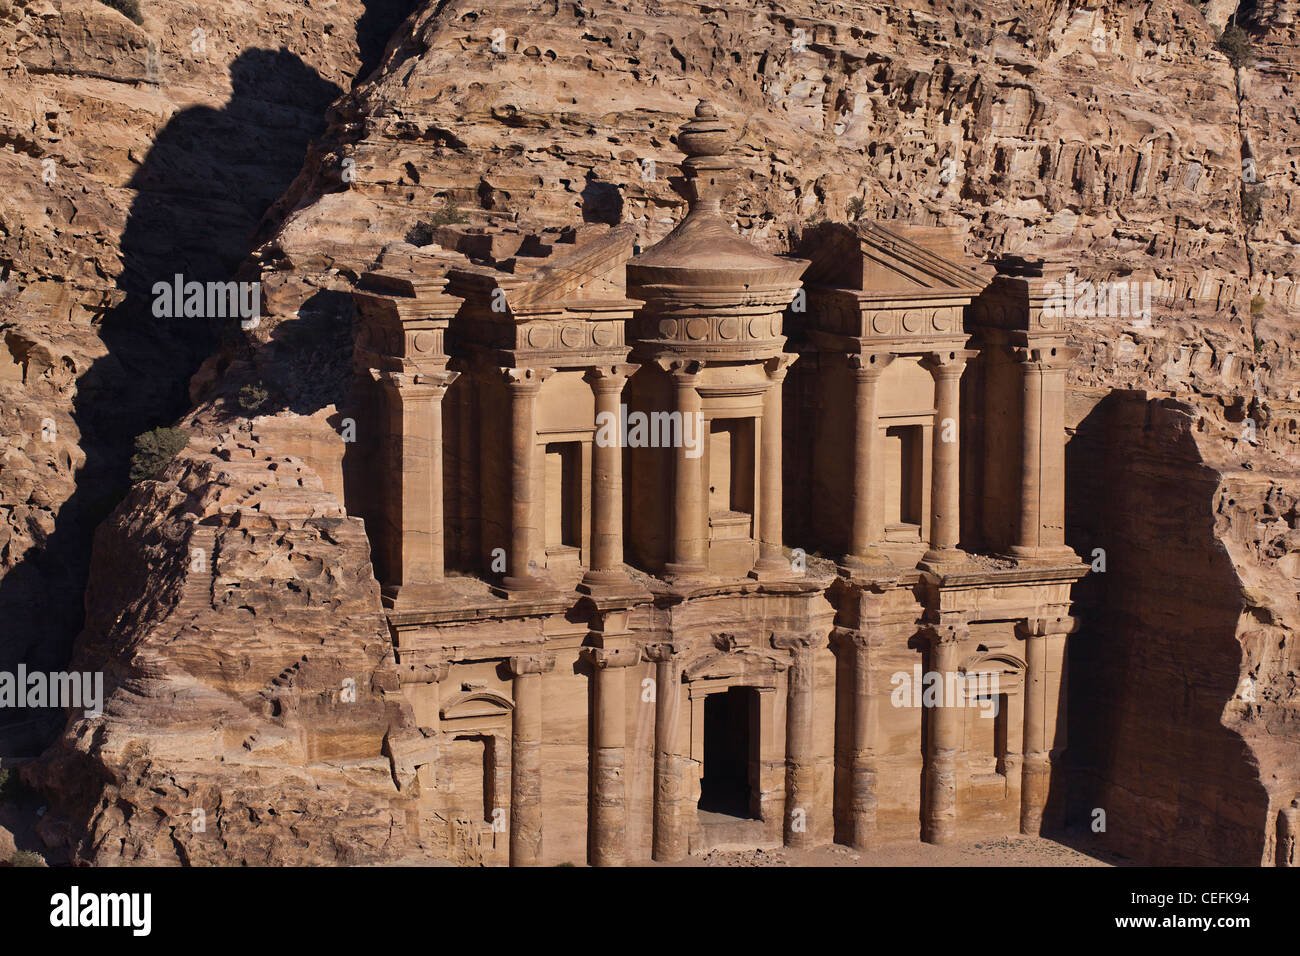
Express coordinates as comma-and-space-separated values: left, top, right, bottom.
238, 382, 270, 413
129, 426, 189, 482
1215, 24, 1254, 69
1241, 188, 1262, 225
406, 199, 467, 246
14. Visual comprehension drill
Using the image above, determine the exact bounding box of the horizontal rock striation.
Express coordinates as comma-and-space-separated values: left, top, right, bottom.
25, 426, 428, 865
6, 0, 1298, 864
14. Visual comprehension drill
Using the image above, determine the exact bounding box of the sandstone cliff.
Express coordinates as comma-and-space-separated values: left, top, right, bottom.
0, 0, 416, 752
25, 418, 427, 864
5, 0, 1299, 865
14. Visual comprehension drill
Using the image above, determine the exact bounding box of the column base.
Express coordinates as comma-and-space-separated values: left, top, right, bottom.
918, 548, 970, 573
577, 570, 651, 603
749, 554, 796, 582
1019, 754, 1052, 836
578, 567, 634, 591
1006, 544, 1081, 566
493, 573, 557, 599
838, 549, 895, 578
382, 582, 458, 611
663, 561, 712, 586
920, 821, 957, 846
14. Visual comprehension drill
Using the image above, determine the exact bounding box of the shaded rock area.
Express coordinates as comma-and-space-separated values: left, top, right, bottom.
0, 0, 416, 754
1066, 390, 1298, 865
24, 418, 428, 865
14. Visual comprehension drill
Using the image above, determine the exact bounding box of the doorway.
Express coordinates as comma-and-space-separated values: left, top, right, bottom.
699, 686, 757, 818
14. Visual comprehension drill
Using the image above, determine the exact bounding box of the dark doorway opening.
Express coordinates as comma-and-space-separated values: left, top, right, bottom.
699, 687, 756, 818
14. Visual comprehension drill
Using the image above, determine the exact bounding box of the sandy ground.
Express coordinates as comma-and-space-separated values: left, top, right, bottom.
675, 833, 1125, 867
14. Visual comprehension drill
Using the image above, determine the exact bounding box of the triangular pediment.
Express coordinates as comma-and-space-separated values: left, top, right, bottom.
509, 223, 639, 307
799, 221, 986, 296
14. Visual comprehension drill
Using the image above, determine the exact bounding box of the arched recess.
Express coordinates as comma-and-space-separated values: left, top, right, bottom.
959, 651, 1025, 782
679, 645, 791, 828
437, 687, 515, 857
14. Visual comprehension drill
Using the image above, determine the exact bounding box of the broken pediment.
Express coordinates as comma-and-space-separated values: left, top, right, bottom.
682, 646, 790, 684
798, 221, 987, 298
508, 223, 639, 307
439, 689, 514, 721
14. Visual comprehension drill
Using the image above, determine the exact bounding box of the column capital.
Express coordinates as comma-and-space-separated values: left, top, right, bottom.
507, 653, 556, 677
847, 351, 895, 380
378, 368, 460, 394
583, 646, 642, 669
395, 655, 451, 685
764, 352, 798, 381
1015, 613, 1080, 639
771, 630, 829, 652
656, 357, 705, 378
500, 365, 553, 389
920, 621, 971, 646
920, 348, 979, 376
1011, 344, 1081, 370
830, 625, 885, 651
584, 363, 639, 390
642, 641, 684, 664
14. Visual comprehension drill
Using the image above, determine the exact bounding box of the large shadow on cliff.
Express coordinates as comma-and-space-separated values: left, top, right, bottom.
0, 50, 341, 759
1055, 391, 1271, 865
356, 0, 423, 86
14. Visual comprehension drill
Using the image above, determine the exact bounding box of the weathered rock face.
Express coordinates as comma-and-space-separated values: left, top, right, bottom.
250, 0, 1300, 864
25, 417, 428, 865
0, 0, 417, 752
6, 0, 1299, 865
1065, 392, 1298, 865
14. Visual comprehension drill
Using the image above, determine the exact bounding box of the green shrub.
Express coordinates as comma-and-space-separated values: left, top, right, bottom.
1242, 188, 1262, 225
846, 196, 867, 220
9, 850, 44, 867
99, 0, 144, 26
405, 199, 467, 246
129, 426, 189, 483
1250, 295, 1266, 315
1215, 24, 1254, 69
237, 382, 270, 413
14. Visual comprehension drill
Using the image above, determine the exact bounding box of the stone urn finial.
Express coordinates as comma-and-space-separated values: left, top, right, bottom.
674, 98, 735, 215
678, 99, 729, 162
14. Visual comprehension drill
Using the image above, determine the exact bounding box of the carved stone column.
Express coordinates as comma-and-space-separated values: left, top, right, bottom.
582, 364, 638, 592
752, 354, 797, 579
922, 622, 968, 845
921, 350, 975, 568
584, 621, 640, 867
501, 366, 551, 592
506, 653, 554, 866
1017, 613, 1079, 835
1010, 346, 1080, 562
662, 359, 708, 581
382, 370, 459, 606
834, 626, 883, 850
774, 631, 824, 847
843, 352, 894, 571
644, 641, 685, 862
